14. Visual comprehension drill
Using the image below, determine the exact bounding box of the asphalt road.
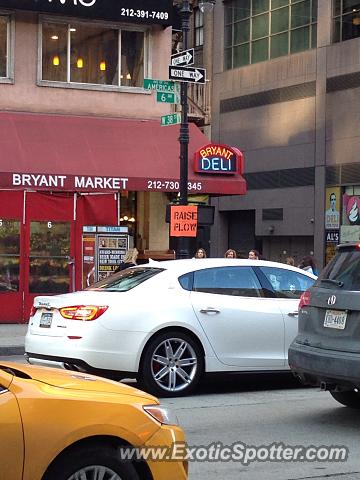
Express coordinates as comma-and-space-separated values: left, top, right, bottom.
4, 357, 360, 480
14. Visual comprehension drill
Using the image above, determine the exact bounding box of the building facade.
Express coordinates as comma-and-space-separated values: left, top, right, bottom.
0, 0, 245, 322
207, 0, 360, 266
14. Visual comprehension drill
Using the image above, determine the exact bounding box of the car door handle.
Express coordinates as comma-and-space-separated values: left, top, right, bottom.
288, 311, 299, 317
200, 307, 220, 314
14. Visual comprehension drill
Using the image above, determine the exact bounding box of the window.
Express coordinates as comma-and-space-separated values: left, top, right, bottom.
87, 267, 164, 292
192, 266, 263, 297
0, 220, 20, 292
258, 266, 315, 299
333, 0, 360, 43
0, 14, 12, 81
194, 8, 204, 47
224, 0, 317, 69
41, 20, 147, 88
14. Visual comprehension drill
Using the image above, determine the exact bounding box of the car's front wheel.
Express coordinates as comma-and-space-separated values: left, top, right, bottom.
139, 331, 204, 397
330, 390, 360, 408
43, 444, 139, 480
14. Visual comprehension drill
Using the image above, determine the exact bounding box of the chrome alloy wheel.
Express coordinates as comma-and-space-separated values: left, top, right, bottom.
151, 338, 198, 393
67, 465, 123, 480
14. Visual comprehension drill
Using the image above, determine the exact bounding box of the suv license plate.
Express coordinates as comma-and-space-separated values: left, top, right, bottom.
40, 312, 53, 328
324, 310, 347, 330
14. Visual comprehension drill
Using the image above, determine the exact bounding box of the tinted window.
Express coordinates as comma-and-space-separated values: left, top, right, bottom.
86, 267, 163, 292
259, 266, 314, 299
178, 272, 193, 291
193, 266, 262, 297
318, 250, 360, 290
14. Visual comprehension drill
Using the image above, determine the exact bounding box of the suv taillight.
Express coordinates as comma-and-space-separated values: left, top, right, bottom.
298, 290, 311, 310
59, 305, 108, 321
29, 305, 37, 318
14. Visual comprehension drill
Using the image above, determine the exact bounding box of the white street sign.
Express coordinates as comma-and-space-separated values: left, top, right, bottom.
168, 65, 206, 84
171, 48, 194, 67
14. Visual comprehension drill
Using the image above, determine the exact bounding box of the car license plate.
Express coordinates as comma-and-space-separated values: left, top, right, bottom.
324, 309, 347, 330
39, 312, 53, 328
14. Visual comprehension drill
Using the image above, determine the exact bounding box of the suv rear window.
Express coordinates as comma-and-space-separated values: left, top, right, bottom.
318, 249, 360, 291
85, 267, 164, 292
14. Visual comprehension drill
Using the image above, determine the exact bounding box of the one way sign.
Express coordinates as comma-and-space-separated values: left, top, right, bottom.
168, 65, 206, 84
171, 48, 194, 67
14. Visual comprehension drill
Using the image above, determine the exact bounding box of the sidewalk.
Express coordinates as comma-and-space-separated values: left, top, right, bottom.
0, 324, 27, 356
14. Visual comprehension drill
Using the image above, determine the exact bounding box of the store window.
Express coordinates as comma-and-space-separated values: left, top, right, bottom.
41, 20, 146, 88
0, 220, 20, 292
194, 8, 204, 47
224, 0, 317, 69
333, 0, 360, 43
0, 14, 12, 80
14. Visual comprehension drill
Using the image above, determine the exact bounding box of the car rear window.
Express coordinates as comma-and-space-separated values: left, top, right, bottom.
85, 267, 164, 292
318, 249, 360, 290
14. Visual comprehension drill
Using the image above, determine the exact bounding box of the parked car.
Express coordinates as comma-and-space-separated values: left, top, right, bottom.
0, 361, 187, 479
25, 259, 316, 397
289, 243, 360, 408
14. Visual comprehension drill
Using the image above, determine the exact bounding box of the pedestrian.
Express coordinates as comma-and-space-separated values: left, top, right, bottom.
298, 255, 317, 276
224, 249, 237, 258
114, 248, 139, 273
248, 249, 259, 260
286, 257, 295, 266
194, 248, 207, 258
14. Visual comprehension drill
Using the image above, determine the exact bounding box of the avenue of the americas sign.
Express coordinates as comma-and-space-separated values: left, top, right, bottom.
193, 144, 244, 175
0, 0, 174, 26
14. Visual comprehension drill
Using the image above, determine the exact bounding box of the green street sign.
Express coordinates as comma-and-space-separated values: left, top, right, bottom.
161, 113, 181, 126
156, 91, 180, 104
143, 78, 180, 93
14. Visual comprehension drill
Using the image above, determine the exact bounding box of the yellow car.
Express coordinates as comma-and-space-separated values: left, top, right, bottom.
0, 361, 188, 480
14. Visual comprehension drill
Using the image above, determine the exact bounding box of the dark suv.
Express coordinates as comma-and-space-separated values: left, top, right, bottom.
289, 243, 360, 408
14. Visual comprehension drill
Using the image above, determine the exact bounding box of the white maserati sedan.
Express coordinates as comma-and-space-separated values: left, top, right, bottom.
25, 259, 316, 397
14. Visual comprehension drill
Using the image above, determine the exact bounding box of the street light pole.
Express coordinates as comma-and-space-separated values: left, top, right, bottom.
176, 0, 216, 260
176, 0, 191, 259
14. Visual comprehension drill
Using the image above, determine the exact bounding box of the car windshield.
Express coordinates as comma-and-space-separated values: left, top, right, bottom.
317, 249, 360, 290
85, 267, 164, 292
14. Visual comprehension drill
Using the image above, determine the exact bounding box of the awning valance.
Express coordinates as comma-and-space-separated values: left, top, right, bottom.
0, 112, 247, 195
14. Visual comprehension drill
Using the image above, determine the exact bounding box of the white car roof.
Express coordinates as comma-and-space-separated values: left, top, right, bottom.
141, 258, 317, 279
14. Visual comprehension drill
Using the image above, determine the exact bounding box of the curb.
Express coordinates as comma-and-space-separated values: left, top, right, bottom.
0, 346, 25, 357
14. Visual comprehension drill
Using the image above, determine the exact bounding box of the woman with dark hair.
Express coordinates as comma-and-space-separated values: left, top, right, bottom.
224, 249, 237, 258
298, 255, 317, 275
194, 248, 207, 259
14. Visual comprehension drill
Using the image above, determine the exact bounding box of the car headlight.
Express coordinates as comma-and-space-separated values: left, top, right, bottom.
143, 405, 179, 426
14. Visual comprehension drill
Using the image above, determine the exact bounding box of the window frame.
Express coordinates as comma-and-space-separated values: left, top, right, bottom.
0, 10, 14, 84
37, 14, 151, 94
332, 0, 360, 43
194, 7, 204, 47
224, 0, 317, 70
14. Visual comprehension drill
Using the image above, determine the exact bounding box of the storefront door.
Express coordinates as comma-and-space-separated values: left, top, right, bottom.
23, 193, 75, 321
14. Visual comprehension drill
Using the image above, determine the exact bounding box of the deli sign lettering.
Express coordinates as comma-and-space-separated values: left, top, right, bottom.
194, 144, 243, 175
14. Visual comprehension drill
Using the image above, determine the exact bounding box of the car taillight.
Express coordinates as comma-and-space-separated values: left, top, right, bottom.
29, 305, 37, 318
59, 305, 108, 321
298, 290, 311, 310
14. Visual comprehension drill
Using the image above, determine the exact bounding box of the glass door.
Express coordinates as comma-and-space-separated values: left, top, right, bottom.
29, 221, 71, 294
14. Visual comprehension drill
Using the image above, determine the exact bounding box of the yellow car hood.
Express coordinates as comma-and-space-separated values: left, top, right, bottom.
0, 362, 157, 402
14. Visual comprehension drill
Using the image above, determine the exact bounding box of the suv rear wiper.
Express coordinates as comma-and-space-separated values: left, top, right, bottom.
320, 278, 344, 287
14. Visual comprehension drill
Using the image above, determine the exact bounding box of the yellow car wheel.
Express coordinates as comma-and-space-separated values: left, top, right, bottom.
43, 444, 140, 480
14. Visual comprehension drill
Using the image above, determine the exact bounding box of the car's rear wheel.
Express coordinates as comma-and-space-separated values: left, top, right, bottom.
139, 331, 204, 397
330, 390, 360, 408
43, 444, 139, 480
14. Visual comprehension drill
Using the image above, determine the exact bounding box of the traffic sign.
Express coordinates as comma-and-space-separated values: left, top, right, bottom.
143, 78, 180, 93
168, 65, 206, 84
156, 92, 180, 104
161, 113, 181, 126
171, 48, 194, 67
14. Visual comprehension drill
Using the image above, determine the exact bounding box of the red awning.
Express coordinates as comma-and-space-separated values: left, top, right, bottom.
0, 111, 246, 195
